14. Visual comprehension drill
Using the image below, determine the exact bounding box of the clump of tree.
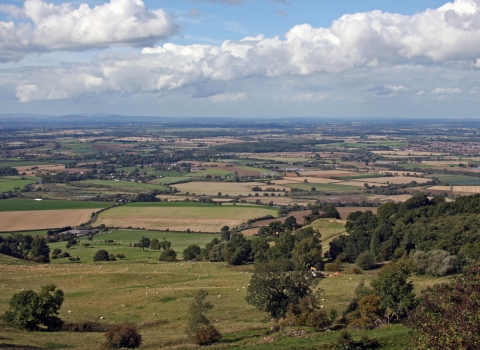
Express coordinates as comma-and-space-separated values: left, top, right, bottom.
185, 290, 221, 346
411, 250, 459, 276
0, 234, 50, 263
1, 284, 64, 331
0, 166, 19, 176
282, 295, 333, 331
183, 244, 201, 261
149, 238, 171, 251
93, 249, 116, 262
407, 264, 480, 349
159, 248, 177, 262
303, 204, 341, 224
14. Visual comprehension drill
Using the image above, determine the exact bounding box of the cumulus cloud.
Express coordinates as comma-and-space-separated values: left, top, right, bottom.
189, 0, 245, 5
430, 87, 463, 94
0, 0, 178, 62
210, 92, 247, 102
4, 0, 480, 102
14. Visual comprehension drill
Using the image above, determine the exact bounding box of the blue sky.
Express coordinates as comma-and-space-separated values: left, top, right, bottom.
1, 0, 479, 118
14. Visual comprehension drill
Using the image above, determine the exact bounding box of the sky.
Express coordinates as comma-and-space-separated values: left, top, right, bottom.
1, 0, 480, 118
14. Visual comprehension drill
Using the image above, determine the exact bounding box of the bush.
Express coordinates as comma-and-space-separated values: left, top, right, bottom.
61, 321, 108, 332
52, 248, 62, 255
94, 249, 110, 262
61, 252, 70, 258
103, 324, 142, 349
159, 248, 177, 262
183, 244, 201, 261
324, 263, 340, 272
193, 325, 221, 346
412, 250, 458, 276
306, 309, 331, 330
356, 251, 375, 270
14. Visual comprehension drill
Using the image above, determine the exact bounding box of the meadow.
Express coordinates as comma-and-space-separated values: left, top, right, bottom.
426, 174, 480, 185
286, 182, 364, 191
77, 180, 169, 192
0, 178, 36, 192
95, 202, 279, 232
174, 181, 271, 196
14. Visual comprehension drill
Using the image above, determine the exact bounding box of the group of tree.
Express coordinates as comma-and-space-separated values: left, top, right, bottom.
135, 237, 171, 251
0, 234, 50, 263
328, 193, 480, 276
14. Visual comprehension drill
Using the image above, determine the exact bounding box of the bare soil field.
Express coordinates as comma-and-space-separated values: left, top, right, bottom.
218, 166, 260, 177
0, 209, 101, 231
350, 176, 431, 184
300, 170, 356, 178
174, 181, 268, 196
336, 207, 378, 220
95, 205, 277, 232
379, 194, 413, 202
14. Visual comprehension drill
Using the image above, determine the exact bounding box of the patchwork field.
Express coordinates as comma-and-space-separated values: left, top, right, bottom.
425, 174, 480, 185
286, 182, 364, 191
280, 177, 341, 184
0, 208, 101, 232
428, 185, 480, 193
0, 199, 112, 211
95, 202, 278, 232
0, 178, 36, 192
350, 176, 431, 184
301, 218, 347, 245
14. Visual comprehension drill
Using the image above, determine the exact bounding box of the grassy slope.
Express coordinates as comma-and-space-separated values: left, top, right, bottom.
0, 179, 36, 192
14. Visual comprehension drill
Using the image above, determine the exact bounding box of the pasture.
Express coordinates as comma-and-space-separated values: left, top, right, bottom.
0, 178, 36, 192
95, 202, 279, 232
0, 257, 421, 350
76, 180, 169, 192
426, 174, 480, 185
286, 182, 364, 191
0, 209, 102, 232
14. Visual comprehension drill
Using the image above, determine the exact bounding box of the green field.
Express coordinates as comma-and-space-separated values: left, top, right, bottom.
0, 199, 112, 211
0, 178, 36, 192
148, 177, 192, 185
426, 174, 480, 185
397, 164, 434, 169
287, 183, 364, 191
301, 218, 347, 245
339, 174, 387, 180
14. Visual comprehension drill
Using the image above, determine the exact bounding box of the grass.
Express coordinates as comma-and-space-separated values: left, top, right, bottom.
0, 178, 36, 192
301, 218, 347, 243
148, 177, 192, 185
339, 174, 386, 180
425, 174, 480, 185
186, 168, 236, 177
0, 199, 112, 212
48, 230, 220, 263
396, 164, 434, 169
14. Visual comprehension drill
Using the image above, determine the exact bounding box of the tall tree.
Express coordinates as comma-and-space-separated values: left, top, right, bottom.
185, 290, 214, 338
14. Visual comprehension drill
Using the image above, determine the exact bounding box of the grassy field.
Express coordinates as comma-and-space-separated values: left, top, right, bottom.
148, 177, 192, 185
301, 218, 347, 246
338, 174, 386, 180
0, 178, 36, 192
426, 174, 480, 185
95, 202, 279, 232
0, 199, 112, 211
174, 181, 270, 196
0, 255, 423, 350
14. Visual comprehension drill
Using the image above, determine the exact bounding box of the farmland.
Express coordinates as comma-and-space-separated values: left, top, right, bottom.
0, 199, 112, 211
174, 181, 274, 196
95, 202, 279, 232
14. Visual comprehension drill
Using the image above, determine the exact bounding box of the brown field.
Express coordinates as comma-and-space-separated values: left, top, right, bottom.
428, 186, 480, 193
338, 181, 379, 187
95, 206, 277, 233
14, 164, 93, 175
0, 209, 101, 231
335, 207, 378, 220
379, 194, 413, 202
242, 196, 316, 206
218, 166, 261, 177
300, 170, 356, 178
351, 176, 431, 184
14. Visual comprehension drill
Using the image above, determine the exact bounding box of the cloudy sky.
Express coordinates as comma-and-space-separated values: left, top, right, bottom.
1, 0, 480, 118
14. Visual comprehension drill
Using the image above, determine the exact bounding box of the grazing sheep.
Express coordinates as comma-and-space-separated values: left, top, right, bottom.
218, 295, 221, 299
68, 310, 71, 314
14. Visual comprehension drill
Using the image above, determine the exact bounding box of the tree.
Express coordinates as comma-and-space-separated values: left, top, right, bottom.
220, 226, 230, 241
30, 237, 50, 263
194, 325, 221, 346
185, 290, 214, 337
356, 251, 375, 270
103, 324, 142, 349
183, 244, 201, 261
1, 284, 64, 331
159, 238, 171, 251
291, 236, 323, 270
284, 216, 298, 231
159, 248, 177, 262
407, 264, 480, 350
150, 238, 161, 250
94, 249, 110, 262
138, 236, 150, 251
370, 260, 416, 319
246, 260, 319, 318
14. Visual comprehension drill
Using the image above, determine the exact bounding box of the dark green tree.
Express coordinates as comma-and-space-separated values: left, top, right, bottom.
30, 237, 50, 263
1, 284, 64, 331
93, 249, 110, 262
138, 236, 150, 251
220, 226, 230, 241
159, 248, 177, 262
291, 236, 323, 270
183, 244, 201, 261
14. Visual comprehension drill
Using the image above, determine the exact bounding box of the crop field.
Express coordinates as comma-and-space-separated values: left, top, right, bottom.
148, 177, 191, 185
426, 174, 480, 185
0, 199, 111, 211
0, 208, 102, 232
429, 185, 480, 193
186, 168, 236, 177
283, 177, 341, 184
338, 173, 386, 180
350, 176, 431, 184
174, 181, 271, 196
286, 183, 364, 191
95, 202, 278, 232
335, 206, 378, 219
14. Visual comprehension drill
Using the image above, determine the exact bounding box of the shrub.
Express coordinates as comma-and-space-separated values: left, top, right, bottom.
412, 250, 458, 276
324, 263, 340, 272
61, 321, 108, 332
352, 267, 362, 274
183, 244, 201, 261
61, 252, 70, 258
52, 248, 62, 255
94, 249, 110, 262
356, 251, 375, 270
193, 325, 221, 346
109, 254, 116, 261
159, 248, 177, 262
103, 324, 142, 349
306, 309, 331, 330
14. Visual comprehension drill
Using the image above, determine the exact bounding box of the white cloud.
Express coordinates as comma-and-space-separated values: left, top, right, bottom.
0, 0, 178, 62
4, 0, 480, 103
189, 0, 245, 5
430, 87, 463, 94
210, 92, 247, 102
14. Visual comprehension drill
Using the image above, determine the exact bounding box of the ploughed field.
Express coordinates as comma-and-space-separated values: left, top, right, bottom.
95, 202, 279, 232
